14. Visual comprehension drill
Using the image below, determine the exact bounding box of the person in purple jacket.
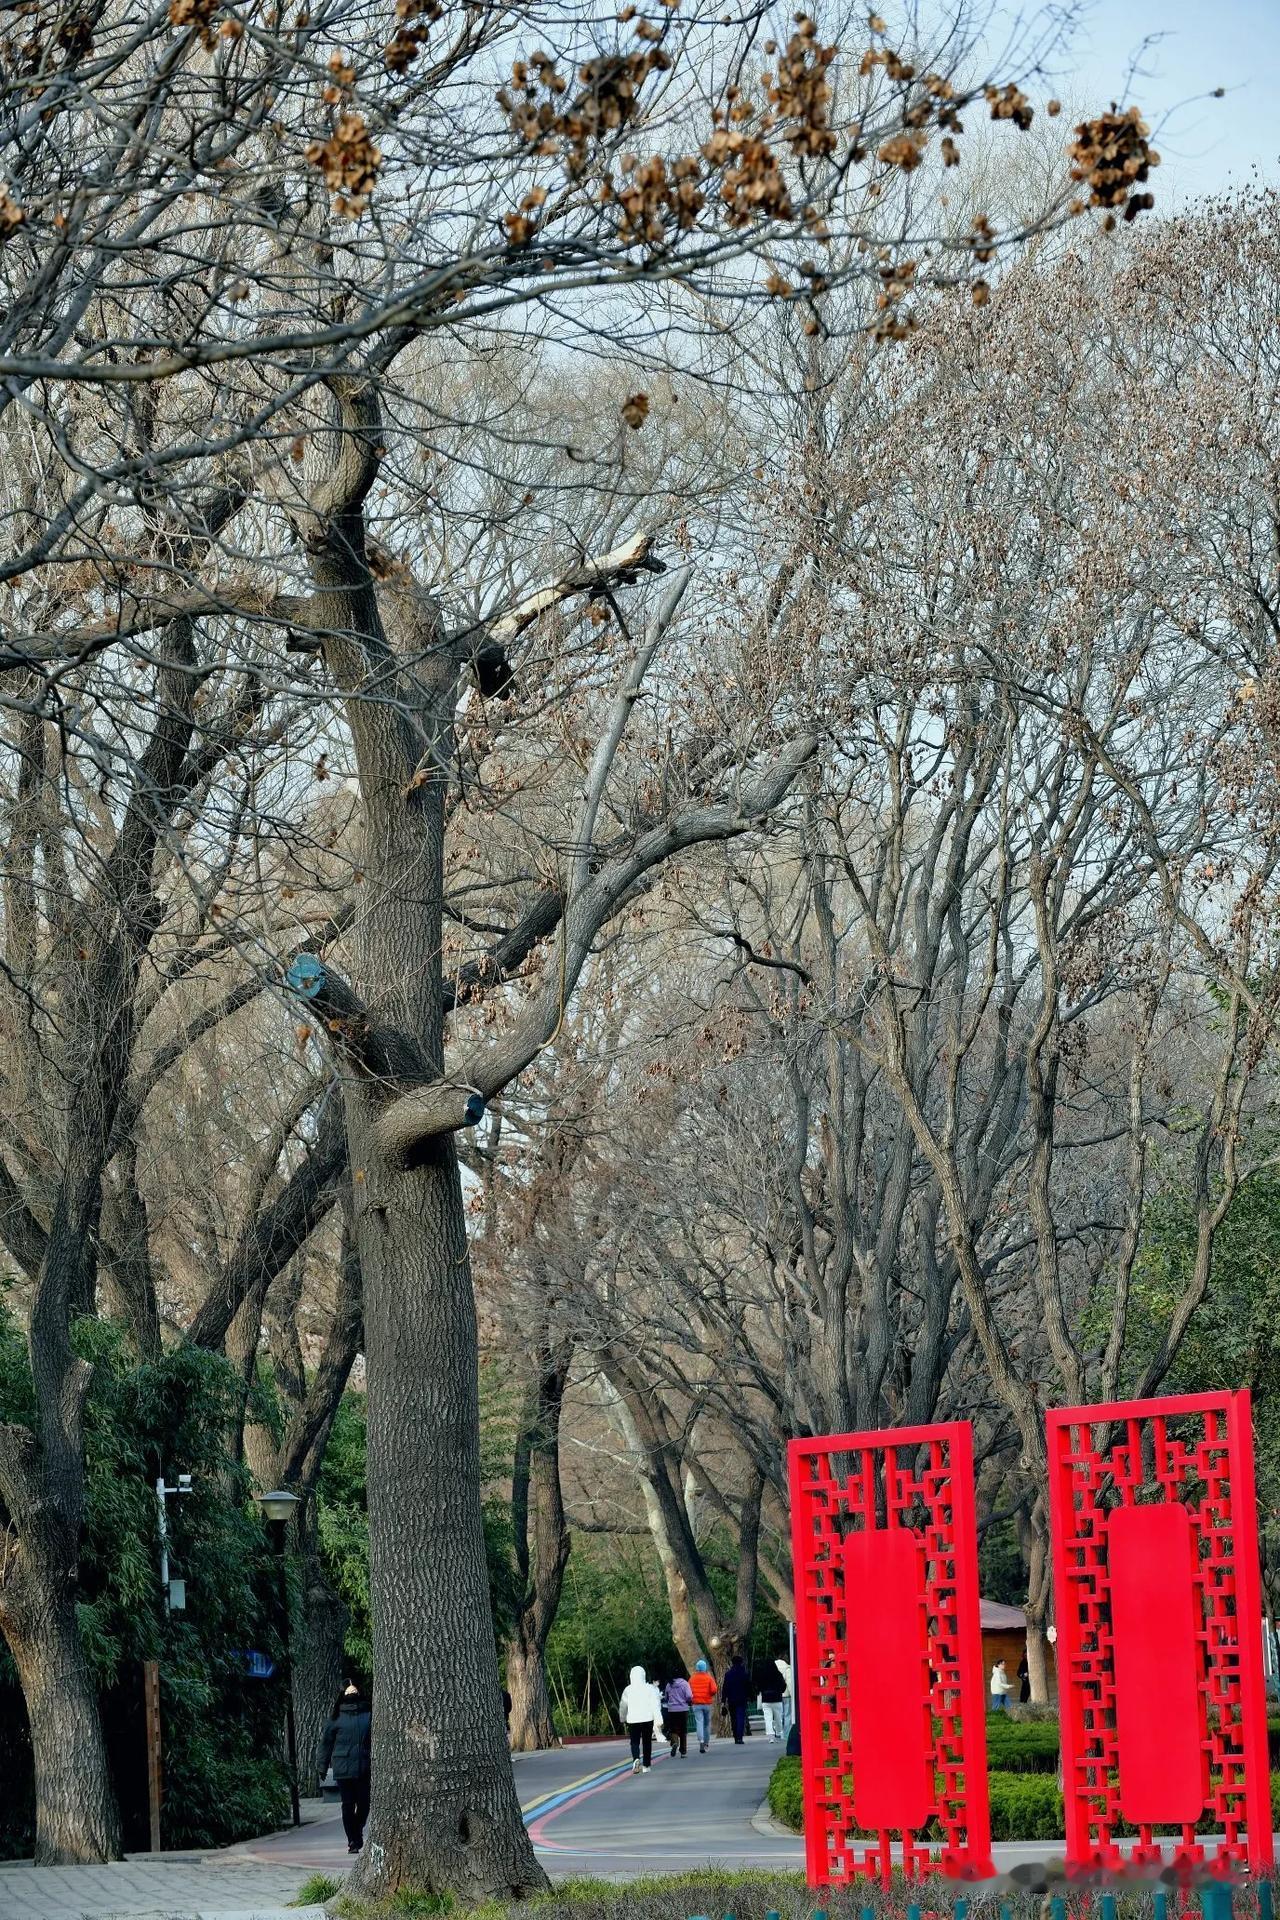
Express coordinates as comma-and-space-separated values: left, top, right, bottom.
662, 1673, 694, 1756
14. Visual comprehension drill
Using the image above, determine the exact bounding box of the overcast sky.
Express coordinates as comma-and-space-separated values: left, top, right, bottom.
1038, 0, 1279, 203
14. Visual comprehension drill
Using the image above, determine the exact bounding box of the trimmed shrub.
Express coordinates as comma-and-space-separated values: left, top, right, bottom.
987, 1770, 1063, 1840
768, 1755, 804, 1831
982, 1718, 1061, 1773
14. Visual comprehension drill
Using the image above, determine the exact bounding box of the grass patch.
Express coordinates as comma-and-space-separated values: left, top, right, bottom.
293, 1875, 342, 1907
331, 1894, 455, 1919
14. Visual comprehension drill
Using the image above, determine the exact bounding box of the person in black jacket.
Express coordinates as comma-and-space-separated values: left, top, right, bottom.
318, 1683, 372, 1854
723, 1655, 751, 1744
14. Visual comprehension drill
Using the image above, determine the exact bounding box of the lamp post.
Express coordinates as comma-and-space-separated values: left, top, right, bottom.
256, 1489, 301, 1828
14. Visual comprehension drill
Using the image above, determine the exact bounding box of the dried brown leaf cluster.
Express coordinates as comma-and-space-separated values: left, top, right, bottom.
764, 19, 837, 159
1069, 107, 1159, 225
604, 154, 705, 246
306, 111, 383, 216
0, 188, 25, 240
168, 0, 219, 48
385, 0, 442, 75
499, 47, 671, 175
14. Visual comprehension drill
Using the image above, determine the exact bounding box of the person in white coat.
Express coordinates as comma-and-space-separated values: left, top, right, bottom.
777, 1657, 793, 1740
618, 1664, 663, 1772
990, 1658, 1013, 1712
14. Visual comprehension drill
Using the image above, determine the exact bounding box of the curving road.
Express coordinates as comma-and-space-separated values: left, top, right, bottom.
223, 1733, 802, 1882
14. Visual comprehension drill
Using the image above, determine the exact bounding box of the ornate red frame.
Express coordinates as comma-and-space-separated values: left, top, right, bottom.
787, 1421, 993, 1886
1046, 1390, 1273, 1874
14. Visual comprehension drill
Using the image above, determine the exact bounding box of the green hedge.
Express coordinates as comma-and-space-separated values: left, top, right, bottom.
768, 1756, 804, 1831
768, 1756, 1280, 1843
982, 1718, 1060, 1773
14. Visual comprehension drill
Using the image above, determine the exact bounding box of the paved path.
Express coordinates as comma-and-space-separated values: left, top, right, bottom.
0, 1857, 322, 1920
10, 1735, 1272, 1916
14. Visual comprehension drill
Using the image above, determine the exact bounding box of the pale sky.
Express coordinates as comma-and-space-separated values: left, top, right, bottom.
1042, 0, 1280, 202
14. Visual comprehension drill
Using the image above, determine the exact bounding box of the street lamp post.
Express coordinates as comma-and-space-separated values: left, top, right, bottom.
256, 1490, 302, 1828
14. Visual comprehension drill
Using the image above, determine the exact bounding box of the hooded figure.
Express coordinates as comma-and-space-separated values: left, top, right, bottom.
618, 1664, 662, 1772
317, 1683, 371, 1854
689, 1657, 718, 1753
723, 1653, 751, 1743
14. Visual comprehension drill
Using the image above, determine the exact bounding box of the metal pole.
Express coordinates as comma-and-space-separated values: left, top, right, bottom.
144, 1660, 163, 1852
156, 1476, 170, 1614
273, 1518, 301, 1827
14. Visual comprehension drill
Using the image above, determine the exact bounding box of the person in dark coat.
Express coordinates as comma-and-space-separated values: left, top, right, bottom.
723, 1654, 751, 1744
1017, 1655, 1031, 1705
318, 1682, 372, 1854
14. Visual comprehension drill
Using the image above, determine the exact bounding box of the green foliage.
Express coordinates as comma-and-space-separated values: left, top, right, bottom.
768, 1754, 803, 1830
294, 1874, 343, 1906
988, 1770, 1063, 1840
978, 1518, 1026, 1608
766, 1755, 1063, 1841
0, 1309, 290, 1854
545, 1535, 682, 1731
771, 1748, 1280, 1846
981, 1717, 1060, 1773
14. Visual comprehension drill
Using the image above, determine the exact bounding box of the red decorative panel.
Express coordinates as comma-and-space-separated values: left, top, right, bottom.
788, 1422, 992, 1886
842, 1527, 931, 1831
1047, 1390, 1272, 1874
1109, 1502, 1202, 1824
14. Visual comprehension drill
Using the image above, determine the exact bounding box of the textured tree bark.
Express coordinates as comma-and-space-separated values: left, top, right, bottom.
1023, 1500, 1053, 1708
294, 394, 545, 1895
293, 1551, 349, 1796
505, 1641, 556, 1753
347, 1136, 544, 1900
1, 1550, 121, 1862
506, 1342, 572, 1753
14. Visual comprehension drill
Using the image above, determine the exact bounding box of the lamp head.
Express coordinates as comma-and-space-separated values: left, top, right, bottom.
257, 1489, 301, 1524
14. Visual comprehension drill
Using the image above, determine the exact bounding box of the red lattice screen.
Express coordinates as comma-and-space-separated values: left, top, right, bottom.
1047, 1391, 1273, 1874
788, 1422, 992, 1886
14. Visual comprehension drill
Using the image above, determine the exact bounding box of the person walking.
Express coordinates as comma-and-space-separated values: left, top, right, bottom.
990, 1658, 1013, 1713
618, 1664, 662, 1773
775, 1656, 794, 1741
662, 1673, 693, 1756
689, 1658, 718, 1752
759, 1661, 786, 1741
723, 1653, 751, 1744
1017, 1654, 1031, 1705
317, 1681, 372, 1855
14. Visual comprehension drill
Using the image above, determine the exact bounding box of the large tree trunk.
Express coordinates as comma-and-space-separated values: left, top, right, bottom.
293, 1551, 348, 1797
2, 1548, 120, 1863
506, 1639, 557, 1752
506, 1338, 572, 1753
1023, 1499, 1053, 1707
347, 1140, 543, 1901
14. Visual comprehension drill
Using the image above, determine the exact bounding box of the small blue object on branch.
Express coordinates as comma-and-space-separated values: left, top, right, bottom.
463, 1091, 486, 1125
285, 954, 327, 1000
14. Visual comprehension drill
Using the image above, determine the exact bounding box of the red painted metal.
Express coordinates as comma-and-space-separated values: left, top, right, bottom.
1046, 1389, 1273, 1874
1108, 1502, 1204, 1823
842, 1526, 931, 1831
787, 1421, 992, 1887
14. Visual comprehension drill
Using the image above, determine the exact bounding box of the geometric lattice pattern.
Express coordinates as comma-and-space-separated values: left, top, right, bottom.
1047, 1391, 1273, 1874
787, 1422, 992, 1886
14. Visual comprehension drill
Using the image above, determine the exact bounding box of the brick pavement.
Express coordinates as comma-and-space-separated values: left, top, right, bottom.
0, 1858, 323, 1919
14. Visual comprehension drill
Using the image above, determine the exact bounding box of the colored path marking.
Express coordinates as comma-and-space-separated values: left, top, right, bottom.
525, 1754, 670, 1845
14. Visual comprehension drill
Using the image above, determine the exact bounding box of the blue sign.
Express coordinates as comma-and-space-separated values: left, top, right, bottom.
233, 1649, 276, 1679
